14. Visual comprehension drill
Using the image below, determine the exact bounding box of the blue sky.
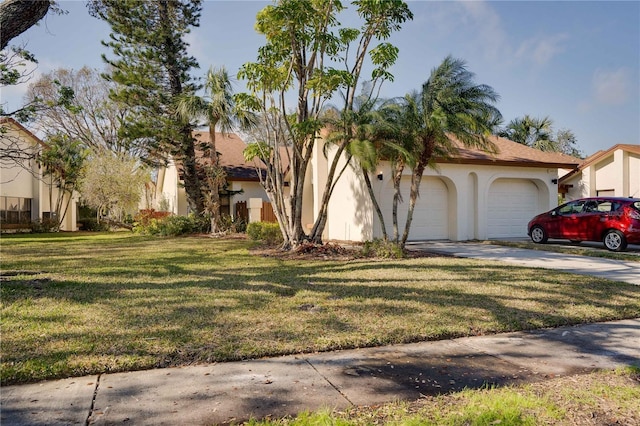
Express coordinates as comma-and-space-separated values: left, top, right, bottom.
2, 0, 638, 157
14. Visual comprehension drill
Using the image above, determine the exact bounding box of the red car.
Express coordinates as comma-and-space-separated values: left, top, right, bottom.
527, 197, 640, 252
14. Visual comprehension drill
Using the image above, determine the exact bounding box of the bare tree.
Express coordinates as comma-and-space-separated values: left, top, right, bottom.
26, 67, 133, 155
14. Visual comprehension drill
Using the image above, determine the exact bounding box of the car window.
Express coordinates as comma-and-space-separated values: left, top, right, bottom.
584, 201, 598, 212
596, 201, 612, 212
632, 201, 640, 211
558, 200, 585, 215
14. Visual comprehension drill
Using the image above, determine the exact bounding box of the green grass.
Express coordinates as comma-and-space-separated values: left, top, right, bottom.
2, 232, 640, 385
247, 367, 640, 425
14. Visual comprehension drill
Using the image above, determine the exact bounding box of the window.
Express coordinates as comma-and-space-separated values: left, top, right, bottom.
0, 196, 32, 227
558, 200, 586, 215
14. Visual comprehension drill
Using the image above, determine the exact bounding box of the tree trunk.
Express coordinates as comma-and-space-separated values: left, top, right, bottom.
179, 135, 205, 215
391, 161, 404, 243
1, 0, 51, 49
159, 0, 204, 216
400, 139, 434, 248
362, 167, 387, 241
400, 165, 424, 247
208, 123, 221, 233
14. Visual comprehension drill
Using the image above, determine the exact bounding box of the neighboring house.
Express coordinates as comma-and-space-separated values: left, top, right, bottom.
0, 117, 78, 231
308, 134, 581, 242
559, 144, 640, 201
155, 131, 269, 217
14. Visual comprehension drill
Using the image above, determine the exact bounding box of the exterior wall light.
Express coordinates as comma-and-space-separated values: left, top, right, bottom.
377, 173, 383, 181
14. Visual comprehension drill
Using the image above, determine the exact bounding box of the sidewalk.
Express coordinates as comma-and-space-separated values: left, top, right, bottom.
406, 241, 640, 285
2, 319, 639, 425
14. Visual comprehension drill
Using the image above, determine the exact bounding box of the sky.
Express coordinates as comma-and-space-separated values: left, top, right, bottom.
2, 0, 639, 157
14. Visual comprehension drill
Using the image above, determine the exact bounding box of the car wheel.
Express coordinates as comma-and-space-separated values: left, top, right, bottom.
530, 225, 547, 244
603, 230, 627, 252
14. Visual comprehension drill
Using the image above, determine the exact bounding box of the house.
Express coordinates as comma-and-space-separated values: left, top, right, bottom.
0, 117, 78, 231
155, 129, 582, 242
154, 131, 269, 218
559, 144, 640, 201
308, 134, 581, 242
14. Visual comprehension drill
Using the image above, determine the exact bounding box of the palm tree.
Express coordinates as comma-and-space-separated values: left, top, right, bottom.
385, 56, 501, 248
176, 66, 255, 233
498, 115, 554, 150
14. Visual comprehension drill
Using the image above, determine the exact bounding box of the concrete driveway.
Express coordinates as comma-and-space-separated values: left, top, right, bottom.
406, 241, 640, 286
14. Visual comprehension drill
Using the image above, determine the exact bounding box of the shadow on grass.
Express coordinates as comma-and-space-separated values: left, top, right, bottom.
1, 235, 639, 385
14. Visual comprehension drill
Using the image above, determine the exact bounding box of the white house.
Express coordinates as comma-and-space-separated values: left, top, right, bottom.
0, 117, 78, 231
308, 134, 581, 242
155, 131, 269, 218
559, 144, 640, 201
153, 129, 584, 242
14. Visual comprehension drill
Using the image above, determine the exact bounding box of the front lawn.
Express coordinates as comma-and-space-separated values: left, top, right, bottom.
2, 233, 639, 385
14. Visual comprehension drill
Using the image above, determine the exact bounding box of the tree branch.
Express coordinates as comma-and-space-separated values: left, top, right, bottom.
1, 0, 51, 50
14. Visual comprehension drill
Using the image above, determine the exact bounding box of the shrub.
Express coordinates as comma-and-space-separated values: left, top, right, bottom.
362, 239, 405, 259
77, 218, 110, 232
134, 209, 171, 227
218, 214, 247, 233
133, 212, 210, 236
29, 218, 59, 233
246, 222, 283, 245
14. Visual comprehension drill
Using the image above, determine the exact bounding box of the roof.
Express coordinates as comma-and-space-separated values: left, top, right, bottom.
438, 134, 582, 168
559, 143, 640, 183
191, 131, 263, 181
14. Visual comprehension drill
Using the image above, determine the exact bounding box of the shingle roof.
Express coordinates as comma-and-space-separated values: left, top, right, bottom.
191, 131, 263, 181
439, 134, 582, 168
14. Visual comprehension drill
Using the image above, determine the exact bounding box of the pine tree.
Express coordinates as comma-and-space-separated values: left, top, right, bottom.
89, 0, 205, 214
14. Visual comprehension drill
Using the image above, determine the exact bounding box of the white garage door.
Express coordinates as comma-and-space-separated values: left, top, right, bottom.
487, 179, 539, 238
380, 177, 448, 240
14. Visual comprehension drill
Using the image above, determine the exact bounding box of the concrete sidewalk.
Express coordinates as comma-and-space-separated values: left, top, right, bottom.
2, 319, 639, 425
406, 241, 640, 285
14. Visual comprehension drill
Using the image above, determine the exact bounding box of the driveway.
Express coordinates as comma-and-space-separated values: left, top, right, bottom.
406, 241, 640, 286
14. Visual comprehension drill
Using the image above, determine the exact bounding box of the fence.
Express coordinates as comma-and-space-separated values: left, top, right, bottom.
260, 201, 277, 223
234, 200, 276, 223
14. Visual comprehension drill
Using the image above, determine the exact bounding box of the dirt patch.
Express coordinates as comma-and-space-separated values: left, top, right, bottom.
249, 241, 449, 261
250, 242, 360, 261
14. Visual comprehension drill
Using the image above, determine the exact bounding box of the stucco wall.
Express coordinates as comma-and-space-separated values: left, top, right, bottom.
1, 122, 77, 231
627, 152, 640, 198
326, 160, 557, 242
0, 125, 39, 200
563, 148, 640, 200
325, 156, 373, 242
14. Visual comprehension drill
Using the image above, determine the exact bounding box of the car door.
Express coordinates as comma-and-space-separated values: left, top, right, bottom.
590, 199, 617, 238
554, 200, 586, 239
576, 200, 601, 240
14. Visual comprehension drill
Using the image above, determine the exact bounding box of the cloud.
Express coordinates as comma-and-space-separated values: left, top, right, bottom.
417, 1, 567, 69
458, 1, 509, 61
591, 67, 633, 105
184, 31, 207, 64
515, 34, 569, 66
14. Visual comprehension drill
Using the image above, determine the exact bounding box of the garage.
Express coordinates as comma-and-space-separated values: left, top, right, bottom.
379, 177, 449, 240
487, 178, 539, 238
